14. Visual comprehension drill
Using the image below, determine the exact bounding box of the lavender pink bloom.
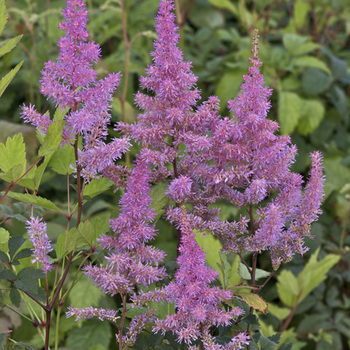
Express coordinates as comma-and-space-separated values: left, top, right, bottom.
154, 207, 247, 348
26, 217, 53, 274
20, 0, 129, 183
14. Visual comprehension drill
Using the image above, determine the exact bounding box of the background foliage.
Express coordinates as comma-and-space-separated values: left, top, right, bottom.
0, 0, 350, 349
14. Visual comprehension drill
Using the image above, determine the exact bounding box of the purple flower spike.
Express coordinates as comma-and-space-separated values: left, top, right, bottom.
20, 0, 129, 183
154, 207, 247, 348
26, 217, 53, 274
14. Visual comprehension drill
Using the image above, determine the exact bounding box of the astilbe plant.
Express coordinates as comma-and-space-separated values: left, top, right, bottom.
4, 0, 325, 348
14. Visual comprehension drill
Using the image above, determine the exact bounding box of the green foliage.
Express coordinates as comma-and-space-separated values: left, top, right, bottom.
0, 0, 23, 98
276, 248, 340, 308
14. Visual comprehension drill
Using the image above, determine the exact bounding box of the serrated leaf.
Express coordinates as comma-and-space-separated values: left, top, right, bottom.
0, 250, 9, 263
0, 269, 16, 280
8, 236, 25, 259
236, 292, 268, 314
0, 60, 23, 98
278, 91, 301, 135
13, 248, 32, 261
18, 267, 45, 280
10, 287, 21, 307
0, 34, 23, 57
0, 133, 26, 179
5, 192, 63, 213
297, 99, 325, 135
48, 144, 75, 175
292, 56, 330, 74
14, 277, 38, 294
84, 178, 113, 198
38, 119, 64, 156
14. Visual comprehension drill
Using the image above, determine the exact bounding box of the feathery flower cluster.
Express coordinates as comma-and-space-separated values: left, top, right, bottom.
68, 157, 166, 346
154, 207, 247, 349
66, 306, 119, 322
26, 217, 53, 274
20, 0, 129, 182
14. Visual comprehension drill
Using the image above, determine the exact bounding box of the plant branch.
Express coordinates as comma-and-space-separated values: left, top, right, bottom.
0, 156, 43, 204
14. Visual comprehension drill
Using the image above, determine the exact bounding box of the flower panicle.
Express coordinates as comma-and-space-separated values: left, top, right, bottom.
26, 217, 53, 274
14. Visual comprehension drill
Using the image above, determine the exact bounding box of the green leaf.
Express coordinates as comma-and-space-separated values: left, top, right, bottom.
38, 119, 64, 157
292, 56, 330, 75
218, 251, 241, 288
0, 250, 9, 263
297, 248, 340, 303
0, 133, 26, 180
13, 248, 32, 261
195, 231, 222, 275
278, 92, 302, 135
5, 192, 63, 213
18, 267, 45, 280
69, 279, 103, 308
84, 178, 113, 198
148, 301, 175, 319
297, 99, 325, 135
302, 68, 331, 96
208, 0, 238, 15
236, 292, 268, 314
276, 270, 300, 307
9, 287, 21, 307
293, 42, 320, 56
238, 263, 270, 281
0, 34, 23, 57
0, 227, 9, 246
283, 33, 307, 53
0, 0, 8, 36
324, 157, 350, 197
66, 320, 112, 349
293, 0, 310, 29
56, 220, 99, 258
267, 303, 290, 320
0, 269, 16, 280
8, 236, 25, 259
0, 60, 23, 98
48, 144, 75, 175
330, 56, 348, 80
150, 183, 169, 220
216, 70, 244, 110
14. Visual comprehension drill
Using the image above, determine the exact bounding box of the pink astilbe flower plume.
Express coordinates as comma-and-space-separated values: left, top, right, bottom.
26, 217, 53, 274
20, 0, 130, 183
118, 0, 200, 175
69, 156, 166, 347
154, 207, 248, 349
